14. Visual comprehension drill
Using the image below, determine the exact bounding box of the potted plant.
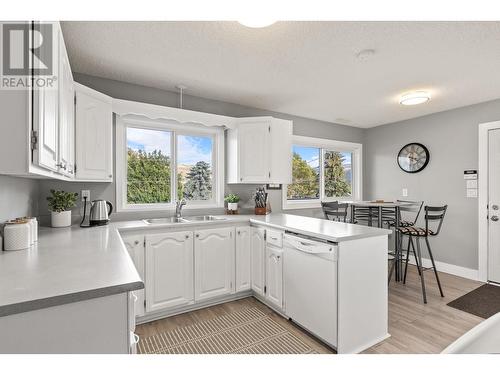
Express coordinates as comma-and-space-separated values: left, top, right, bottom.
224, 194, 240, 212
47, 189, 78, 228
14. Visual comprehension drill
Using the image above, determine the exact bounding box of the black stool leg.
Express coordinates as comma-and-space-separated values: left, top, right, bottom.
415, 237, 427, 304
409, 237, 421, 276
425, 237, 444, 298
403, 235, 411, 284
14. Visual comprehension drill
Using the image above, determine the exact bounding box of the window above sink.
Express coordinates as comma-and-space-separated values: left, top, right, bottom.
116, 115, 225, 212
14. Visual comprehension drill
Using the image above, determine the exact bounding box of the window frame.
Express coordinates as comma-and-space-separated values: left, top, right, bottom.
282, 135, 362, 210
116, 115, 224, 212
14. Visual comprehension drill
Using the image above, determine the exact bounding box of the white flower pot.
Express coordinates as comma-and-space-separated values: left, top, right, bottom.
228, 202, 238, 211
51, 210, 72, 228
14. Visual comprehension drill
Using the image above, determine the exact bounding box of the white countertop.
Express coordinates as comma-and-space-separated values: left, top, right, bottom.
0, 213, 389, 317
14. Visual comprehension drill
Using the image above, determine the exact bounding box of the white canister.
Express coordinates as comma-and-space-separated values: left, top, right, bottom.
3, 220, 31, 251
23, 217, 38, 242
17, 217, 34, 244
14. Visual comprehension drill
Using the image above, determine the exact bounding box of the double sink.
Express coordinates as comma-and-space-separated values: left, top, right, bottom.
143, 215, 227, 225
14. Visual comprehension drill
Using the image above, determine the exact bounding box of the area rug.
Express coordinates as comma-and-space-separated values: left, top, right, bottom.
447, 284, 500, 319
137, 307, 317, 354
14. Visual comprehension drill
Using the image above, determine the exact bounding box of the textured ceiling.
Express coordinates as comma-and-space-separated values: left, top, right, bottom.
61, 21, 500, 128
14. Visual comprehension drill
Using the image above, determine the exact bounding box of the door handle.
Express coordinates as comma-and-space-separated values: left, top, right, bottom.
492, 215, 499, 222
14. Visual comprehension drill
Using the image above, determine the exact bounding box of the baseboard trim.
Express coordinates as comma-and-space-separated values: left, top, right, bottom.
406, 257, 479, 281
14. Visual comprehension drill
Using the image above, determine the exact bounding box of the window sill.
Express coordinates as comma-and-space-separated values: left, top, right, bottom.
117, 203, 224, 213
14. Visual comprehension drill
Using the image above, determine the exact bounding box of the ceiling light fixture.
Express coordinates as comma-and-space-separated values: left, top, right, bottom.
238, 20, 276, 28
399, 91, 431, 106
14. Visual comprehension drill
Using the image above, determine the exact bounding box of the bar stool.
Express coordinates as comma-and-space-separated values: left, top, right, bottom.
321, 201, 349, 222
390, 205, 447, 304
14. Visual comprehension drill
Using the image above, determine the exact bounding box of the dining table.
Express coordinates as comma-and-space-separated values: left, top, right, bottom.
345, 200, 413, 282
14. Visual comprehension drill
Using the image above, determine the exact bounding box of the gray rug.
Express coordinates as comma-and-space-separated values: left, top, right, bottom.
447, 284, 500, 319
138, 307, 317, 354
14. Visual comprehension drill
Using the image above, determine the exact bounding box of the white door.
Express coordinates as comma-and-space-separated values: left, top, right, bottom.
237, 118, 271, 183
122, 235, 145, 317
194, 227, 235, 301
33, 23, 59, 172
145, 231, 194, 312
235, 226, 251, 292
265, 246, 283, 308
488, 129, 500, 283
75, 83, 113, 181
250, 227, 266, 296
57, 31, 75, 177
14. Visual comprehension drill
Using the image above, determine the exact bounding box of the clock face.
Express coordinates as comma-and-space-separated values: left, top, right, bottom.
397, 143, 429, 173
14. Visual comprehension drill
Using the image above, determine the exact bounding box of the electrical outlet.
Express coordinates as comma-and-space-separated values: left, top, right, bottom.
402, 188, 408, 197
81, 190, 90, 202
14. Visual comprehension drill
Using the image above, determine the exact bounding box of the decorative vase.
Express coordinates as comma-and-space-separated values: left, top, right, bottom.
228, 202, 238, 211
51, 210, 72, 228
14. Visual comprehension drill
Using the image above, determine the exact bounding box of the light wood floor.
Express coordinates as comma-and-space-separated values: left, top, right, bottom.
136, 265, 484, 354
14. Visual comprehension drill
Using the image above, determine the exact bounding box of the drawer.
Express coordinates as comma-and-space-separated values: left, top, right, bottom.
266, 229, 283, 248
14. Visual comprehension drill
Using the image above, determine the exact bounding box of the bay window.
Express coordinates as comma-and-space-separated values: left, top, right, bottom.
283, 136, 362, 209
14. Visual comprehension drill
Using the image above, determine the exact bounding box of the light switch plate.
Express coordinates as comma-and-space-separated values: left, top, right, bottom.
402, 188, 408, 197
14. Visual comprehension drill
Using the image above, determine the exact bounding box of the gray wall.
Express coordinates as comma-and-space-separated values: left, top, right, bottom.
364, 98, 500, 270
37, 73, 363, 225
0, 176, 39, 223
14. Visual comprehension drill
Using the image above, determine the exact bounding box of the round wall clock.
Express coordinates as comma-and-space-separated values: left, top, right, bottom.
397, 143, 430, 173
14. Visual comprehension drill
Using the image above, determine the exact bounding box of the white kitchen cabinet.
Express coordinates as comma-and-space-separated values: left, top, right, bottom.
194, 227, 235, 301
74, 82, 113, 181
57, 29, 75, 177
226, 117, 292, 184
32, 24, 60, 173
250, 227, 266, 296
122, 235, 145, 317
0, 22, 76, 180
145, 231, 194, 312
265, 245, 284, 309
235, 226, 251, 292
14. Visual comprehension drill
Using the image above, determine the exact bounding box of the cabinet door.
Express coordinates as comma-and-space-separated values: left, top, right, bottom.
75, 83, 113, 181
194, 227, 235, 301
250, 227, 266, 296
122, 235, 145, 317
145, 231, 194, 312
265, 246, 284, 308
32, 23, 59, 172
270, 118, 293, 184
235, 226, 251, 292
237, 118, 271, 183
57, 31, 75, 177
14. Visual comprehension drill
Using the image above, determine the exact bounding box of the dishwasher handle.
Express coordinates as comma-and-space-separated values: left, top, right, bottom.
284, 235, 336, 254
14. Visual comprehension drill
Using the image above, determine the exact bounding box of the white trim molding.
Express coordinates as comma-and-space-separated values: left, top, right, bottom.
478, 120, 500, 282
113, 98, 235, 129
407, 258, 479, 281
283, 135, 363, 210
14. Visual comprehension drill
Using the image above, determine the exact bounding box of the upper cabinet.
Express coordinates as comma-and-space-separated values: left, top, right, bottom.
226, 117, 292, 184
74, 83, 113, 181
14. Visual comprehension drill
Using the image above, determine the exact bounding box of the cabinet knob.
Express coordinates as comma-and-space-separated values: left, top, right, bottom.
108, 174, 113, 178
185, 235, 189, 239
134, 240, 140, 245
196, 234, 200, 238
240, 177, 243, 181
237, 231, 241, 235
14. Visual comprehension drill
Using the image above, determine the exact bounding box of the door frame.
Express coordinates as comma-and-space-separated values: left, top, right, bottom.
478, 120, 500, 282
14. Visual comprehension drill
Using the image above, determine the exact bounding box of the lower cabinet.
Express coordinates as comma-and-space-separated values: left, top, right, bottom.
235, 226, 251, 292
145, 231, 194, 312
250, 227, 266, 296
194, 227, 235, 302
265, 245, 284, 308
122, 234, 145, 317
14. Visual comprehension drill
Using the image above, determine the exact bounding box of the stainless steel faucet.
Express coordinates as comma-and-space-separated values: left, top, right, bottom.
175, 199, 187, 218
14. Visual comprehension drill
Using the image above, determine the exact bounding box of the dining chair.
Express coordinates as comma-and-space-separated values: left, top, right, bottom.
321, 201, 349, 222
385, 200, 424, 228
389, 205, 448, 304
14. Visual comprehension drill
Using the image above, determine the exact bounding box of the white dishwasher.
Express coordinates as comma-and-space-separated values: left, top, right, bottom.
284, 233, 338, 348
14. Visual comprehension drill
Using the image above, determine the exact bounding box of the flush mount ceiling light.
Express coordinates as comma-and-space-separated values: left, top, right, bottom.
399, 91, 431, 106
238, 20, 276, 28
